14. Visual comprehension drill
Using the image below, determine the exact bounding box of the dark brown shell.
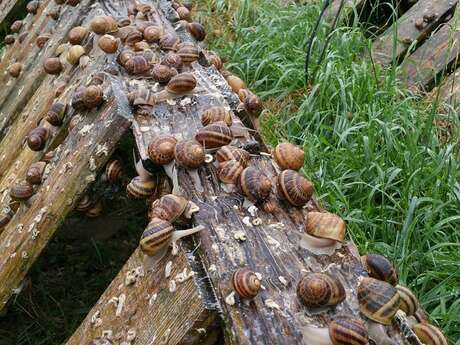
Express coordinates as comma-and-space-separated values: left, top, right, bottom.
76, 194, 94, 212
244, 93, 263, 116
83, 85, 104, 108
166, 72, 196, 94
125, 55, 150, 75
159, 33, 180, 51
201, 106, 232, 127
329, 316, 368, 345
105, 160, 122, 183
232, 269, 261, 299
85, 201, 103, 218
177, 42, 199, 64
98, 34, 118, 54
43, 57, 63, 75
10, 181, 34, 201
144, 25, 162, 42
68, 26, 88, 45
361, 254, 398, 286
218, 160, 244, 184
174, 139, 205, 169
273, 142, 305, 171
161, 52, 183, 70
27, 127, 49, 151
8, 63, 22, 78
195, 121, 233, 149
89, 15, 118, 34
412, 323, 447, 345
5, 35, 15, 45
127, 176, 156, 198
71, 86, 86, 110
187, 22, 206, 41
148, 135, 177, 165
66, 0, 80, 7
396, 285, 417, 316
26, 161, 46, 185
151, 64, 177, 84
305, 212, 346, 242
46, 102, 66, 126
26, 1, 40, 14
150, 194, 188, 223
10, 20, 23, 33
0, 212, 13, 230
140, 217, 174, 256
296, 272, 346, 307
239, 167, 272, 202
36, 34, 50, 48
277, 169, 314, 207
216, 146, 250, 167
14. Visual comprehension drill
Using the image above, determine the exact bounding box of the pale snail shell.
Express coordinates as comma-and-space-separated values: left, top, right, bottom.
144, 25, 162, 42
68, 26, 88, 45
148, 135, 177, 165
98, 34, 118, 54
159, 33, 180, 51
305, 212, 346, 242
66, 45, 85, 65
195, 121, 233, 149
26, 161, 46, 185
187, 22, 206, 41
239, 167, 272, 202
201, 106, 233, 127
27, 127, 49, 151
151, 64, 177, 84
82, 85, 104, 109
412, 323, 447, 345
396, 285, 418, 316
105, 159, 123, 183
76, 194, 94, 212
218, 159, 244, 184
296, 272, 346, 307
357, 277, 401, 325
36, 34, 50, 48
232, 269, 261, 299
277, 169, 314, 206
125, 55, 150, 75
177, 42, 199, 64
150, 194, 188, 223
273, 142, 305, 171
46, 102, 66, 126
166, 72, 196, 94
328, 316, 368, 345
8, 62, 23, 78
174, 139, 205, 169
162, 52, 183, 70
226, 74, 246, 94
216, 145, 250, 167
10, 181, 34, 201
43, 57, 63, 75
26, 0, 40, 14
361, 254, 398, 286
127, 176, 156, 198
89, 15, 118, 34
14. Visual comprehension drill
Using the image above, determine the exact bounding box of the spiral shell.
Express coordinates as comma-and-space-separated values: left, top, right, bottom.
187, 22, 206, 41
162, 52, 183, 70
71, 86, 86, 110
127, 176, 156, 198
98, 34, 118, 54
148, 135, 177, 165
176, 6, 191, 21
273, 143, 305, 171
226, 75, 246, 94
151, 64, 177, 84
358, 277, 400, 325
412, 323, 447, 345
76, 194, 94, 212
195, 121, 233, 149
27, 127, 49, 151
10, 181, 34, 201
86, 201, 103, 218
166, 72, 196, 94
140, 217, 174, 256
8, 62, 23, 78
42, 149, 55, 163
125, 55, 150, 75
26, 161, 46, 185
239, 167, 272, 202
43, 57, 63, 75
328, 317, 368, 345
201, 106, 232, 127
133, 41, 149, 51
125, 30, 143, 46
305, 212, 345, 242
396, 285, 417, 316
207, 52, 223, 70
83, 85, 104, 109
216, 146, 250, 167
118, 49, 134, 67
10, 20, 23, 33
174, 139, 205, 169
105, 160, 122, 183
66, 45, 85, 65
89, 15, 118, 34
68, 26, 88, 45
177, 42, 199, 64
277, 170, 314, 206
36, 34, 50, 48
361, 254, 398, 286
5, 35, 15, 45
117, 17, 131, 27
159, 33, 180, 51
26, 1, 40, 14
45, 102, 66, 126
296, 272, 345, 307
144, 25, 163, 42
218, 159, 244, 184
232, 269, 261, 299
244, 93, 263, 116
150, 194, 188, 223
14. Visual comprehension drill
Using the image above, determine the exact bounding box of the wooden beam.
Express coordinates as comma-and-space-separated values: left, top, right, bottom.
0, 0, 23, 25
435, 68, 460, 106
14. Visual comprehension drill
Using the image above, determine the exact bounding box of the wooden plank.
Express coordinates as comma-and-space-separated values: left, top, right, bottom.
0, 0, 22, 25
372, 0, 458, 65
435, 67, 460, 105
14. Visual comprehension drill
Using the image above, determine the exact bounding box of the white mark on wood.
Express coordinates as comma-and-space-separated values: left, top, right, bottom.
252, 217, 262, 226
265, 299, 281, 311
78, 124, 94, 136
266, 235, 280, 249
95, 143, 109, 156
115, 293, 126, 317
126, 328, 136, 342
248, 205, 258, 217
225, 291, 236, 306
242, 216, 253, 227
279, 276, 288, 286
89, 157, 97, 171
169, 279, 176, 292
165, 261, 173, 278
208, 264, 217, 272
234, 230, 247, 242
148, 293, 157, 306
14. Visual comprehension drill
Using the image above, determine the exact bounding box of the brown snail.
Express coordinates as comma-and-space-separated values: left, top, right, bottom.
85, 201, 103, 218
195, 121, 233, 149
26, 161, 47, 185
66, 45, 85, 65
159, 33, 180, 51
118, 49, 134, 67
177, 42, 199, 65
144, 25, 162, 43
244, 93, 263, 116
5, 35, 15, 45
296, 272, 345, 307
117, 17, 131, 27
10, 20, 23, 33
133, 41, 150, 51
27, 127, 49, 151
98, 34, 118, 54
125, 30, 143, 46
216, 145, 250, 167
151, 64, 177, 84
239, 167, 272, 202
26, 1, 40, 14
76, 194, 94, 212
358, 277, 400, 325
226, 74, 246, 94
361, 254, 398, 286
166, 72, 196, 94
277, 169, 314, 206
82, 85, 104, 109
36, 34, 50, 48
43, 57, 63, 75
105, 160, 122, 183
412, 323, 447, 345
0, 211, 13, 230
273, 142, 305, 171
148, 135, 177, 165
201, 106, 233, 127
42, 149, 55, 163
125, 55, 150, 75
206, 52, 223, 70
46, 102, 66, 126
10, 181, 34, 201
162, 52, 183, 70
89, 15, 118, 34
232, 269, 261, 299
305, 212, 345, 242
396, 285, 418, 316
328, 316, 368, 345
238, 88, 251, 102
174, 139, 205, 169
71, 86, 86, 110
176, 6, 191, 21
127, 176, 156, 198
150, 194, 198, 223
187, 22, 206, 41
68, 26, 88, 45
218, 159, 244, 185
8, 62, 23, 78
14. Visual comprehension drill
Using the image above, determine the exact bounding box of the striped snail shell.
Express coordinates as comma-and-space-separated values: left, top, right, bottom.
83, 85, 104, 109
127, 176, 156, 198
216, 145, 250, 167
150, 194, 188, 223
159, 33, 180, 51
206, 52, 223, 70
46, 102, 66, 126
162, 52, 183, 70
125, 55, 150, 75
85, 201, 103, 218
8, 62, 23, 78
26, 161, 46, 185
151, 64, 177, 84
296, 272, 346, 307
144, 25, 163, 42
118, 49, 135, 67
358, 277, 400, 325
71, 86, 86, 110
177, 42, 199, 64
125, 30, 143, 46
68, 26, 88, 45
89, 15, 118, 34
174, 139, 205, 169
232, 269, 261, 299
273, 142, 305, 171
66, 45, 85, 65
166, 72, 196, 94
27, 127, 49, 151
10, 20, 23, 33
133, 41, 150, 52
201, 106, 233, 127
277, 169, 314, 207
43, 57, 63, 75
226, 75, 246, 94
76, 194, 94, 212
239, 167, 272, 202
148, 135, 177, 165
361, 254, 398, 286
244, 93, 263, 116
26, 0, 40, 14
5, 35, 15, 45
305, 212, 346, 242
98, 34, 118, 54
176, 6, 191, 21
140, 217, 174, 256
396, 285, 418, 316
328, 316, 368, 345
10, 181, 34, 201
135, 20, 154, 33
218, 159, 244, 184
36, 34, 51, 48
42, 149, 55, 163
412, 323, 447, 345
105, 159, 123, 183
195, 121, 233, 149
187, 22, 206, 41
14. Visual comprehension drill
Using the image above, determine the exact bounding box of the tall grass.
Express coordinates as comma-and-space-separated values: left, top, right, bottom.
197, 0, 460, 342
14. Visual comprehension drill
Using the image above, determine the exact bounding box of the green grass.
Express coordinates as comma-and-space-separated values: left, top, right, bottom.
197, 0, 460, 343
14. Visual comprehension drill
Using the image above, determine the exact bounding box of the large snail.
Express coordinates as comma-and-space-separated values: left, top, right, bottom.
195, 121, 233, 149
10, 181, 34, 202
277, 169, 314, 207
174, 139, 205, 169
144, 25, 163, 42
151, 64, 177, 84
26, 161, 47, 185
412, 323, 447, 345
27, 127, 49, 151
98, 34, 118, 54
273, 142, 305, 171
46, 102, 67, 126
201, 106, 233, 127
150, 194, 199, 223
216, 145, 250, 167
218, 159, 244, 185
177, 42, 199, 65
232, 269, 261, 299
68, 26, 88, 45
239, 167, 272, 202
151, 72, 197, 103
361, 254, 398, 286
329, 316, 368, 345
296, 272, 345, 308
89, 15, 118, 34
396, 285, 418, 316
127, 176, 156, 198
43, 57, 63, 75
301, 212, 345, 255
148, 135, 177, 165
125, 55, 150, 75
186, 22, 206, 41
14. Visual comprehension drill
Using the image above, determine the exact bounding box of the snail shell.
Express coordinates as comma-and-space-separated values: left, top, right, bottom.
174, 139, 205, 169
238, 88, 251, 102
118, 49, 134, 67
36, 34, 50, 48
159, 33, 180, 51
201, 106, 232, 127
43, 57, 63, 75
166, 72, 196, 94
150, 194, 188, 223
218, 159, 244, 184
206, 52, 223, 70
273, 142, 305, 171
10, 20, 23, 33
361, 254, 398, 286
148, 135, 177, 165
125, 30, 143, 46
105, 159, 122, 183
68, 26, 88, 45
244, 93, 263, 116
26, 161, 47, 185
83, 85, 104, 109
26, 1, 40, 14
357, 277, 401, 325
277, 169, 314, 206
216, 145, 250, 167
151, 64, 177, 84
27, 127, 49, 151
144, 25, 162, 42
187, 22, 206, 41
328, 316, 368, 345
89, 15, 118, 35
232, 269, 261, 299
140, 217, 174, 256
226, 75, 246, 94
117, 17, 131, 27
71, 86, 86, 110
135, 20, 154, 33
10, 181, 34, 201
8, 62, 23, 78
46, 102, 66, 126
127, 176, 156, 198
98, 34, 118, 54
412, 323, 447, 345
5, 35, 15, 45
396, 285, 417, 316
76, 194, 94, 212
0, 211, 13, 230
305, 212, 346, 242
47, 6, 60, 20
133, 41, 150, 51
195, 121, 233, 149
296, 272, 346, 307
177, 42, 199, 64
239, 167, 272, 202
125, 55, 150, 75
66, 45, 85, 65
176, 6, 191, 21
162, 52, 183, 70
42, 149, 55, 163
85, 201, 103, 218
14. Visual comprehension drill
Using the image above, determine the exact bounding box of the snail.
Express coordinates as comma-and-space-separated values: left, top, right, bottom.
176, 6, 191, 21
186, 22, 206, 41
85, 201, 103, 218
66, 45, 85, 65
296, 272, 345, 308
239, 167, 272, 202
26, 161, 47, 185
10, 181, 34, 201
357, 277, 401, 325
71, 86, 86, 110
76, 194, 94, 212
177, 42, 199, 65
47, 6, 60, 20
150, 194, 199, 223
396, 285, 418, 316
43, 57, 63, 75
68, 26, 88, 45
127, 176, 156, 198
42, 149, 55, 163
244, 93, 263, 116
105, 159, 122, 183
10, 20, 23, 33
232, 269, 261, 299
118, 49, 134, 67
135, 20, 154, 33
98, 34, 118, 54
277, 169, 314, 206
216, 145, 250, 167
5, 35, 15, 45
218, 159, 244, 185
361, 254, 398, 286
67, 0, 79, 6
36, 34, 50, 48
201, 106, 233, 127
151, 64, 177, 84
195, 121, 233, 149
328, 316, 368, 345
301, 212, 345, 255
125, 30, 143, 46
144, 25, 162, 42
273, 142, 305, 171
238, 88, 251, 102
45, 102, 66, 126
89, 15, 118, 35
174, 139, 205, 169
133, 41, 150, 51
8, 62, 23, 78
27, 127, 49, 151
148, 135, 177, 165
412, 323, 447, 345
117, 17, 131, 27
26, 1, 40, 14
152, 72, 197, 103
0, 211, 13, 230
79, 85, 104, 109
125, 55, 150, 75
226, 74, 246, 94
162, 52, 183, 70
18, 32, 28, 44
159, 33, 180, 51
206, 52, 223, 70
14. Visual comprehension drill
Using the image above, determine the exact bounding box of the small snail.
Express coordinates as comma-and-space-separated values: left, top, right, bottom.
238, 88, 251, 102
195, 121, 233, 149
239, 167, 272, 202
396, 285, 418, 316
305, 212, 345, 242
273, 142, 305, 171
159, 33, 180, 51
216, 145, 250, 167
89, 15, 118, 34
361, 254, 398, 286
46, 102, 66, 126
105, 160, 122, 183
162, 52, 183, 70
206, 52, 223, 70
66, 45, 85, 65
177, 42, 199, 65
36, 34, 50, 48
144, 25, 162, 42
166, 72, 196, 94
150, 194, 198, 223
125, 30, 143, 46
43, 57, 63, 75
186, 22, 206, 41
85, 201, 103, 218
329, 316, 368, 345
174, 139, 205, 169
125, 55, 150, 75
71, 86, 86, 110
201, 106, 233, 127
10, 20, 23, 33
277, 169, 314, 206
26, 161, 47, 185
8, 62, 23, 78
226, 74, 246, 94
127, 176, 156, 198
176, 6, 191, 21
218, 159, 244, 184
117, 17, 131, 27
412, 323, 447, 345
244, 93, 263, 116
118, 49, 134, 67
232, 269, 261, 299
98, 34, 118, 54
27, 127, 49, 151
10, 181, 34, 201
0, 211, 13, 230
296, 272, 345, 307
26, 1, 40, 14
357, 277, 400, 325
4, 35, 15, 45
68, 26, 88, 45
148, 135, 177, 165
82, 85, 104, 108
151, 64, 177, 84
133, 41, 149, 51
76, 194, 94, 212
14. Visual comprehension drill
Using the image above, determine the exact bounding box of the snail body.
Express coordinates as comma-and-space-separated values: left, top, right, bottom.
8, 62, 23, 78
329, 317, 368, 345
148, 135, 177, 165
396, 285, 417, 316
10, 181, 34, 201
43, 57, 63, 75
232, 269, 261, 299
27, 127, 49, 151
127, 176, 156, 198
273, 142, 305, 171
218, 159, 244, 184
46, 102, 67, 126
277, 169, 314, 206
239, 167, 272, 202
26, 161, 46, 185
105, 160, 122, 183
201, 106, 232, 127
216, 145, 250, 167
174, 139, 205, 169
68, 26, 88, 45
98, 34, 118, 53
296, 272, 345, 308
361, 254, 398, 286
195, 121, 233, 149
412, 323, 447, 345
89, 15, 118, 34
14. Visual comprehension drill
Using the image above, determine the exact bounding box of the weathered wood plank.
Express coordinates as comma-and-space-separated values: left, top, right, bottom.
372, 0, 457, 65
435, 67, 460, 105
0, 0, 22, 25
